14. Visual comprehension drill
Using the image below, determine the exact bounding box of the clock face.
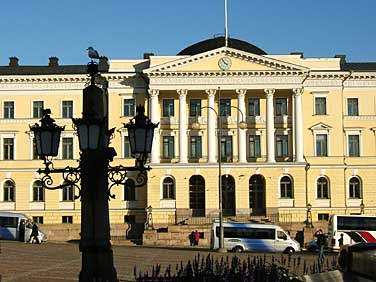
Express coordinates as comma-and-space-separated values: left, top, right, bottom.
218, 57, 232, 71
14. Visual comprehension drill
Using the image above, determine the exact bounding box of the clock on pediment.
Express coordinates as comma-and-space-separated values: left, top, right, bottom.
218, 57, 232, 71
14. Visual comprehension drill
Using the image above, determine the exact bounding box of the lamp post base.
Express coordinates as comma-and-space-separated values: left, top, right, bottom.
217, 248, 227, 253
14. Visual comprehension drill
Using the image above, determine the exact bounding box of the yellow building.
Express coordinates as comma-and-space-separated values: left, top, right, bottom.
0, 37, 375, 228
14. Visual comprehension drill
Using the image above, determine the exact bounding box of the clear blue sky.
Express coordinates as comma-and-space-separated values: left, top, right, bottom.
1, 0, 375, 65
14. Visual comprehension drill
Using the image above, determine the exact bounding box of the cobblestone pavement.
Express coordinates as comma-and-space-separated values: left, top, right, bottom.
0, 240, 337, 282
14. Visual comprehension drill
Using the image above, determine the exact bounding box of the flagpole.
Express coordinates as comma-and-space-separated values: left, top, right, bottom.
224, 0, 228, 47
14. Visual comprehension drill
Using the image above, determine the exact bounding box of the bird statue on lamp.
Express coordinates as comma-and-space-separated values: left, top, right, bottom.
87, 46, 100, 60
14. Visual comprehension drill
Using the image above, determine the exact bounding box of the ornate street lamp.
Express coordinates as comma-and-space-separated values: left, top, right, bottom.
73, 117, 104, 151
30, 60, 158, 282
30, 109, 65, 160
124, 105, 157, 166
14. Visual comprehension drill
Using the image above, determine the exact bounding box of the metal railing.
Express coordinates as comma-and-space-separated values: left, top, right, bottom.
168, 213, 292, 226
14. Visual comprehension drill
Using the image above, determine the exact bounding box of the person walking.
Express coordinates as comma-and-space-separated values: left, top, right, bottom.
314, 229, 326, 263
189, 231, 195, 246
194, 230, 200, 246
338, 233, 344, 247
27, 223, 40, 244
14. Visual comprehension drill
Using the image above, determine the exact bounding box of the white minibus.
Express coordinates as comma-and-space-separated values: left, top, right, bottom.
328, 214, 376, 251
0, 212, 47, 242
210, 221, 300, 254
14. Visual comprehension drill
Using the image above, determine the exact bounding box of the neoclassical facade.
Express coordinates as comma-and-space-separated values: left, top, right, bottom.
0, 37, 375, 227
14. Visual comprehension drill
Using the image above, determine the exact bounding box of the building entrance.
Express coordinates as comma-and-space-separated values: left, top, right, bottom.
222, 175, 235, 216
249, 175, 266, 216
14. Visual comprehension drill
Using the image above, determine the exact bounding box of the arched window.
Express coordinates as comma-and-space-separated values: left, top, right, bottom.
189, 175, 205, 216
280, 176, 293, 198
317, 177, 329, 199
33, 180, 44, 202
162, 177, 175, 199
124, 179, 136, 201
3, 180, 15, 202
349, 177, 361, 199
62, 183, 74, 201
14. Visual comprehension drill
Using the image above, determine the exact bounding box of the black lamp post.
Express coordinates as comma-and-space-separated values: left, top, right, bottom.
30, 61, 158, 282
191, 88, 246, 253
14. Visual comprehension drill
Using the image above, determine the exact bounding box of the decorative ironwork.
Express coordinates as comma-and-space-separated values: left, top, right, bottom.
37, 162, 81, 199
107, 164, 150, 199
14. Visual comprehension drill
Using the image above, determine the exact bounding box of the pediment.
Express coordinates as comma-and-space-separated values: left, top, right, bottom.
144, 47, 309, 74
309, 122, 332, 131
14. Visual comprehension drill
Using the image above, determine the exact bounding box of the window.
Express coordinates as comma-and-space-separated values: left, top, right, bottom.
123, 99, 135, 117
62, 184, 74, 201
32, 216, 44, 224
316, 134, 328, 156
162, 136, 174, 159
163, 99, 174, 117
317, 177, 329, 199
189, 99, 201, 117
62, 216, 73, 224
315, 97, 326, 115
124, 215, 136, 223
3, 180, 15, 202
318, 214, 329, 221
348, 135, 360, 157
249, 135, 261, 158
33, 180, 44, 202
248, 98, 260, 116
33, 101, 44, 118
221, 136, 233, 162
276, 98, 287, 116
62, 100, 73, 118
220, 99, 231, 116
162, 177, 175, 199
124, 179, 136, 201
189, 175, 205, 212
276, 135, 288, 157
189, 136, 202, 158
280, 176, 293, 198
347, 98, 359, 116
3, 101, 14, 119
62, 137, 73, 159
3, 138, 14, 160
349, 177, 361, 199
123, 136, 131, 158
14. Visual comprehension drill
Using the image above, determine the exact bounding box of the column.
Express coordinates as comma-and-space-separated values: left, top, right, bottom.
149, 89, 160, 163
265, 88, 275, 163
236, 89, 247, 163
206, 89, 217, 163
293, 88, 304, 162
177, 89, 188, 163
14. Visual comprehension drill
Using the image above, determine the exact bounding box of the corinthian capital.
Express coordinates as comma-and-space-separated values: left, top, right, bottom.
205, 89, 217, 98
293, 88, 304, 96
236, 89, 247, 98
148, 89, 159, 97
264, 88, 275, 98
177, 89, 188, 98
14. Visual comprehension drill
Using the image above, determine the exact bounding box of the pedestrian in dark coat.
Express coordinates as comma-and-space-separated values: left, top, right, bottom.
28, 223, 40, 244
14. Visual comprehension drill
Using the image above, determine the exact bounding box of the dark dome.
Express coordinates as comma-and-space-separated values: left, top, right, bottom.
177, 36, 267, 56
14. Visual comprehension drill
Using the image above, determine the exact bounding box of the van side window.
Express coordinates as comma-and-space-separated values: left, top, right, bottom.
277, 230, 287, 240
0, 216, 18, 228
217, 226, 275, 239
